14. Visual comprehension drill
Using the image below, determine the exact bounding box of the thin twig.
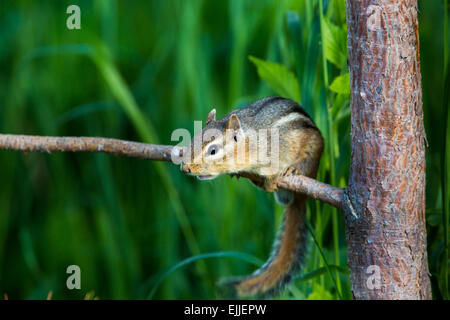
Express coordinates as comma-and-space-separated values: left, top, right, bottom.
232, 171, 344, 210
277, 174, 344, 210
0, 134, 180, 162
0, 133, 345, 211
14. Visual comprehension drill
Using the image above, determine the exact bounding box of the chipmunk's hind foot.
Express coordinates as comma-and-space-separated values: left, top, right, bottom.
274, 189, 294, 206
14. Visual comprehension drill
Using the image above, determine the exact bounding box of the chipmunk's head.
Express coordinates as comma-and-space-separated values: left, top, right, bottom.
181, 109, 249, 180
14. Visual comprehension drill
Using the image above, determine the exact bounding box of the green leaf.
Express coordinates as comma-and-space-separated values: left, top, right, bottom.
147, 251, 262, 299
306, 284, 334, 300
329, 73, 350, 94
294, 265, 349, 283
249, 55, 301, 102
286, 11, 304, 85
321, 17, 347, 68
426, 209, 443, 227
441, 51, 450, 299
331, 0, 347, 26
304, 219, 343, 299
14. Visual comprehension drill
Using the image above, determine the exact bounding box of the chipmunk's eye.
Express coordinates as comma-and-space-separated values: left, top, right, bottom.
206, 144, 220, 156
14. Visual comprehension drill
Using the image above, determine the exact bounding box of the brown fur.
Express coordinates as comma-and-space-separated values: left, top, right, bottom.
181, 97, 324, 297
232, 193, 308, 297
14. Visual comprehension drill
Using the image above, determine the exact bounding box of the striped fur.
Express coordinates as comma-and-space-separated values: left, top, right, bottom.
182, 97, 324, 298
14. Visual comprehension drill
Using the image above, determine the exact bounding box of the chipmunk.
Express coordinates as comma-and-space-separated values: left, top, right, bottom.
181, 96, 324, 298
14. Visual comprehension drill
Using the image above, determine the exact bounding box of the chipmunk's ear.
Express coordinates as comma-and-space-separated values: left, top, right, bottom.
226, 114, 241, 131
206, 109, 216, 124
226, 114, 243, 142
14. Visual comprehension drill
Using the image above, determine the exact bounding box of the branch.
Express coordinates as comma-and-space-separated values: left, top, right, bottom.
0, 134, 180, 162
277, 175, 344, 210
230, 171, 344, 210
0, 133, 346, 211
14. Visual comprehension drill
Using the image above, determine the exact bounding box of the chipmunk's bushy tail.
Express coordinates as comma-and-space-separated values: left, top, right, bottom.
222, 194, 308, 298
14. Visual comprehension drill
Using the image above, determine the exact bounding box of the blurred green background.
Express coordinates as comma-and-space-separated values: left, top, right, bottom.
0, 0, 448, 299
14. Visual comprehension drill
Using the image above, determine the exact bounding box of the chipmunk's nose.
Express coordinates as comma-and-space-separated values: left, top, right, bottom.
181, 163, 191, 174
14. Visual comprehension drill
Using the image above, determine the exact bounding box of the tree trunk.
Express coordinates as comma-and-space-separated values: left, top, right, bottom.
344, 0, 432, 299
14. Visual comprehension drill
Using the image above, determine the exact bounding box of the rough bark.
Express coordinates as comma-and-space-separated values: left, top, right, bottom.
345, 0, 431, 299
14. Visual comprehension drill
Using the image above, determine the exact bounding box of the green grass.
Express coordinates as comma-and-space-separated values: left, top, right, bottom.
0, 0, 447, 299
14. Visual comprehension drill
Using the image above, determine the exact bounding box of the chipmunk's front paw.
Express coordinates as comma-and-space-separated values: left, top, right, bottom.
282, 166, 301, 177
